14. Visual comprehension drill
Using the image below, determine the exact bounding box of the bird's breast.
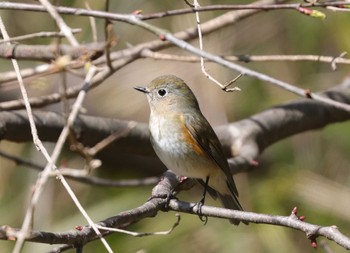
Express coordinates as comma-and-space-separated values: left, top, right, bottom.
149, 113, 217, 179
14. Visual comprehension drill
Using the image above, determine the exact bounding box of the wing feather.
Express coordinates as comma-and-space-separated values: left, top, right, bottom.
183, 113, 239, 196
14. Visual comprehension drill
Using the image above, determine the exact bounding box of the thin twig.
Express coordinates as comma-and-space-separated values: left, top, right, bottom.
87, 121, 137, 156
96, 214, 180, 237
0, 56, 135, 110
0, 1, 350, 21
191, 0, 241, 91
327, 6, 350, 12
0, 29, 81, 44
0, 0, 279, 111
141, 50, 350, 65
0, 149, 159, 187
40, 66, 114, 253
4, 56, 112, 252
85, 2, 98, 43
0, 64, 52, 85
0, 150, 42, 170
331, 51, 347, 70
130, 17, 350, 112
0, 17, 64, 253
68, 117, 136, 172
222, 73, 244, 92
38, 0, 79, 46
194, 0, 221, 87
104, 0, 113, 70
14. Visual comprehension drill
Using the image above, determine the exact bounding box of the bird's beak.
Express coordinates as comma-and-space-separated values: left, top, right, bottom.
134, 86, 150, 94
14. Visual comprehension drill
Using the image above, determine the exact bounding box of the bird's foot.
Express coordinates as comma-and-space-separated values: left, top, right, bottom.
195, 197, 208, 225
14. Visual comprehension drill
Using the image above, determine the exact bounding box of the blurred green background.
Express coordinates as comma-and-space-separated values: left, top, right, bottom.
0, 0, 350, 252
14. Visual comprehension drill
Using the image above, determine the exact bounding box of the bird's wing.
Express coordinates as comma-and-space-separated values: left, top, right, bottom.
182, 113, 239, 196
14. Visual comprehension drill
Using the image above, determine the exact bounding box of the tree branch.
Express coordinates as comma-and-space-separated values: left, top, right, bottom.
1, 171, 349, 251
0, 43, 105, 62
0, 1, 349, 21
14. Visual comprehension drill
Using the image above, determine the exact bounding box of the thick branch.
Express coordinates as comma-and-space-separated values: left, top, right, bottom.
0, 80, 349, 173
218, 78, 350, 172
0, 43, 105, 62
0, 110, 151, 154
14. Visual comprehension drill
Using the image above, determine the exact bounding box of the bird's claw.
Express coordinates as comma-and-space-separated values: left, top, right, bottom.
195, 199, 208, 225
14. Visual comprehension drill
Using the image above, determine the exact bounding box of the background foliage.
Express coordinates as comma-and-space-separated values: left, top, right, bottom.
0, 0, 349, 252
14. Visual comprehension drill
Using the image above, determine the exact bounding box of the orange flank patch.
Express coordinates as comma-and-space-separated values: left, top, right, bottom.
179, 114, 205, 155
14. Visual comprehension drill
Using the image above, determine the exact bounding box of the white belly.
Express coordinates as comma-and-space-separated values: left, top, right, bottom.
149, 114, 216, 180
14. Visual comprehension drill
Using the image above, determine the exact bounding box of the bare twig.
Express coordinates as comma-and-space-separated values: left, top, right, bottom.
96, 214, 180, 237
69, 120, 137, 171
0, 64, 52, 85
327, 6, 350, 12
59, 173, 159, 187
0, 55, 134, 110
0, 150, 42, 170
0, 29, 81, 44
0, 149, 159, 187
0, 20, 45, 153
222, 73, 244, 92
129, 17, 350, 112
0, 16, 63, 253
141, 50, 350, 66
191, 0, 240, 91
9, 0, 339, 112
104, 0, 113, 70
36, 66, 114, 253
87, 121, 137, 157
38, 0, 79, 46
0, 1, 349, 21
4, 58, 112, 252
3, 0, 330, 111
0, 0, 276, 111
85, 3, 98, 42
331, 51, 347, 70
140, 2, 350, 19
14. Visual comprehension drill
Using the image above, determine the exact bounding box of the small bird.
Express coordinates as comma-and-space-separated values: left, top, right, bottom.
135, 75, 245, 225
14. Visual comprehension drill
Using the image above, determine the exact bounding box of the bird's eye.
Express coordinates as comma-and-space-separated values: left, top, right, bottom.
157, 89, 167, 97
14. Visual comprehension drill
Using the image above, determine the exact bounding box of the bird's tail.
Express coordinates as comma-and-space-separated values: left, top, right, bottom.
218, 193, 248, 225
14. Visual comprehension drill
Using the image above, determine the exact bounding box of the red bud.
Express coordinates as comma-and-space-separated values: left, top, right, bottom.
250, 160, 259, 166
299, 216, 306, 221
132, 10, 143, 15
159, 34, 166, 41
298, 7, 313, 15
178, 176, 188, 183
311, 240, 317, 248
75, 225, 84, 231
297, 7, 326, 19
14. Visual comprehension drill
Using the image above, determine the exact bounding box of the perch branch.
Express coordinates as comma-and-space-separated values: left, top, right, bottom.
1, 171, 349, 251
